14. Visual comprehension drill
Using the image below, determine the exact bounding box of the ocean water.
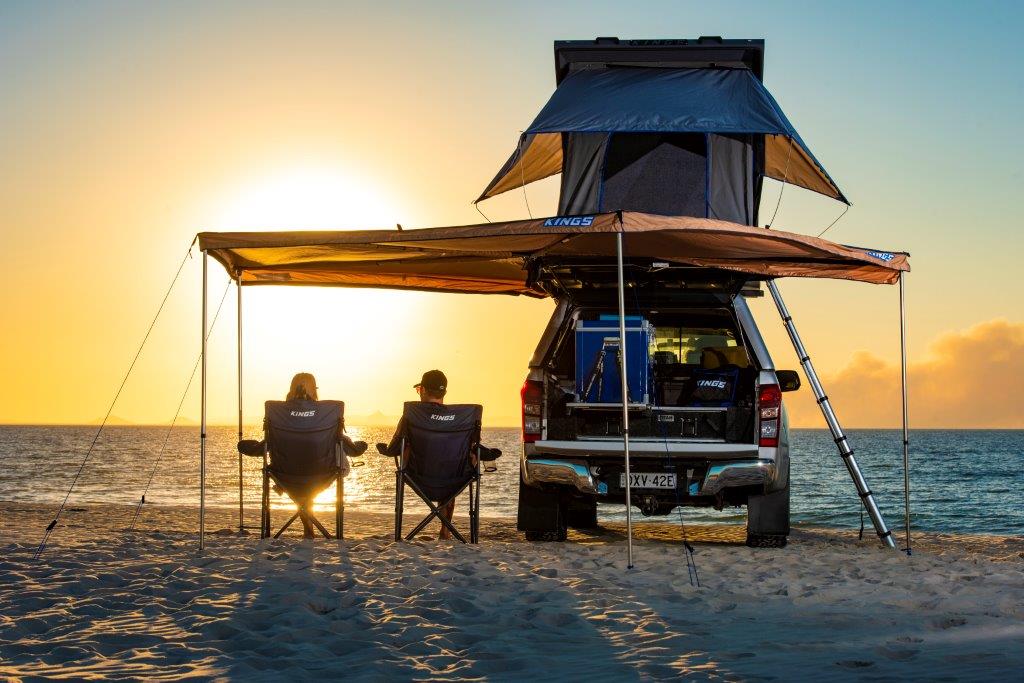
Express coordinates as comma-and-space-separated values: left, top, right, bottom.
0, 426, 1020, 536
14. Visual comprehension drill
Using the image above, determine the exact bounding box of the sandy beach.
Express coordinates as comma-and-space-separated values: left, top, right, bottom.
0, 503, 1021, 681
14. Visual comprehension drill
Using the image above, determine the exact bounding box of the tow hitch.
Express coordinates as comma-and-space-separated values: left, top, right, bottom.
640, 495, 660, 516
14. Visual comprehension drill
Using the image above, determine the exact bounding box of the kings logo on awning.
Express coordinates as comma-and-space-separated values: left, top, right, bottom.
543, 215, 595, 227
866, 250, 896, 262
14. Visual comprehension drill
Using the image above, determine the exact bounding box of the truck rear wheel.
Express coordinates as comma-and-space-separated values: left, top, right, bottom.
566, 499, 598, 529
746, 483, 790, 548
746, 533, 787, 548
518, 479, 568, 542
524, 528, 568, 542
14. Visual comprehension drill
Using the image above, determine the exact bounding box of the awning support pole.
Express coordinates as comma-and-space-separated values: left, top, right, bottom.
766, 280, 896, 549
899, 273, 911, 555
237, 275, 244, 533
616, 232, 634, 569
200, 252, 208, 551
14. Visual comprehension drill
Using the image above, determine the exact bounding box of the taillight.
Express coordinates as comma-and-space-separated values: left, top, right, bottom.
758, 384, 782, 447
521, 380, 544, 443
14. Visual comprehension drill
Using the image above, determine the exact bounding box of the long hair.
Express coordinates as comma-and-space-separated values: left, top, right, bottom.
286, 372, 318, 401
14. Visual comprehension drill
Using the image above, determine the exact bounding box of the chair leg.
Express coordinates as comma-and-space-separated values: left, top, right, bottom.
402, 477, 472, 543
403, 486, 468, 544
342, 475, 350, 540
261, 468, 270, 539
407, 507, 467, 544
394, 470, 404, 542
274, 510, 301, 539
474, 473, 481, 543
470, 479, 479, 544
432, 507, 468, 544
404, 504, 441, 540
468, 480, 474, 544
308, 511, 332, 539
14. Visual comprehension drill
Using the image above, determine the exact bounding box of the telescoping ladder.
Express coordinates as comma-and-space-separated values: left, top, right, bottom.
766, 280, 897, 549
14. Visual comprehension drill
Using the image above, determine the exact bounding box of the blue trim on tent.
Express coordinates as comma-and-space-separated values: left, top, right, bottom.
519, 67, 845, 204
596, 133, 612, 212
704, 133, 711, 219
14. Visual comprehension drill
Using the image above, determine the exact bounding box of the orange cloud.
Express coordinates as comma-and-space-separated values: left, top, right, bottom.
786, 320, 1024, 428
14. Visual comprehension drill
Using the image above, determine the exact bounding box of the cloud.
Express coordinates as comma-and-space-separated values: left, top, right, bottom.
785, 320, 1024, 428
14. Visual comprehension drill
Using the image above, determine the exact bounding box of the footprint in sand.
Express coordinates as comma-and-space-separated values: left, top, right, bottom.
307, 601, 337, 615
932, 616, 967, 629
718, 652, 757, 661
876, 646, 918, 661
835, 660, 875, 669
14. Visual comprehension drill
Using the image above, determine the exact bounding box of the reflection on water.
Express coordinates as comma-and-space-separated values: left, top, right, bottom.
0, 426, 1020, 534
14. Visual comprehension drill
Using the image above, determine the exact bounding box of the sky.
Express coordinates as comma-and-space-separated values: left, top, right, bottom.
1, 1, 1021, 428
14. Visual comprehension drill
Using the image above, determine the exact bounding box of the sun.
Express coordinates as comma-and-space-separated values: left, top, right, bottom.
201, 163, 426, 417
207, 164, 405, 231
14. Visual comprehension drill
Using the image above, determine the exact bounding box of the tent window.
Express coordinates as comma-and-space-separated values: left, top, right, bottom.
600, 133, 707, 217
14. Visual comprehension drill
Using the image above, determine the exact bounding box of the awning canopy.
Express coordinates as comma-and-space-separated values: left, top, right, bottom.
199, 212, 908, 296
477, 67, 846, 204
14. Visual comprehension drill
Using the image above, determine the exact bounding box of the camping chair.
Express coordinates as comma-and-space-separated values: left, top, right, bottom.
239, 399, 348, 540
376, 402, 500, 543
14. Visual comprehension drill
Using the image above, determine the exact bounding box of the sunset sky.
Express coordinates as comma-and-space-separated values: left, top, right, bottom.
1, 1, 1021, 428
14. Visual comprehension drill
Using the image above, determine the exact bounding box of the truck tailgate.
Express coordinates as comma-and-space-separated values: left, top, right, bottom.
531, 439, 759, 459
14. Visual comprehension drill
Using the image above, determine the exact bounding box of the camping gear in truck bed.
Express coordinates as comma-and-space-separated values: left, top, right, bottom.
567, 405, 754, 442
575, 315, 653, 404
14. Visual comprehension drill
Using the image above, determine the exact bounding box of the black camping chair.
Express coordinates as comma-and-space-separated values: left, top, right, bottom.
376, 402, 500, 544
239, 399, 348, 540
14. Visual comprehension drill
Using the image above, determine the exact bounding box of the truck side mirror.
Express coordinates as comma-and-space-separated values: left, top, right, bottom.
777, 370, 801, 392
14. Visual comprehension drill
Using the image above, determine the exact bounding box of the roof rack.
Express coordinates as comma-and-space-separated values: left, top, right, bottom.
553, 37, 765, 84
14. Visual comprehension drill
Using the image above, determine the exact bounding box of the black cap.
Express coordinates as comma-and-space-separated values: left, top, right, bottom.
414, 369, 447, 395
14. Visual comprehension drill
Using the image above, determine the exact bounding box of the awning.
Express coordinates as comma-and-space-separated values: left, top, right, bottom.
477, 68, 846, 204
199, 212, 908, 294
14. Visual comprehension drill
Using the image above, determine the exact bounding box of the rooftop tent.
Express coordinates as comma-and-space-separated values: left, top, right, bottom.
198, 212, 907, 291
477, 66, 847, 221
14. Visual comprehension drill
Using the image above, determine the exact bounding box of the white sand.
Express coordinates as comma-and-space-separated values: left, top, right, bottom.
1, 503, 1022, 681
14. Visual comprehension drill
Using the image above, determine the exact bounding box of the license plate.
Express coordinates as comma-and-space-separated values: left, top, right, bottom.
619, 472, 677, 489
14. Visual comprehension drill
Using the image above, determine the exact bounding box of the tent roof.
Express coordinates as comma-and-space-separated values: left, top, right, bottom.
477, 67, 846, 204
199, 212, 908, 296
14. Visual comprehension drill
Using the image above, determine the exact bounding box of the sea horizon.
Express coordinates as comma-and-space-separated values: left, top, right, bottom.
4, 425, 1020, 537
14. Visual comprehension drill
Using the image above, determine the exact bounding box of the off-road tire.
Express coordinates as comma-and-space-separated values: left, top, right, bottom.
518, 478, 568, 541
745, 533, 788, 548
525, 528, 568, 542
566, 500, 599, 529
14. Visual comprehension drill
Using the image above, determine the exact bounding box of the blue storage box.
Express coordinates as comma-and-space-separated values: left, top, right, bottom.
575, 316, 653, 404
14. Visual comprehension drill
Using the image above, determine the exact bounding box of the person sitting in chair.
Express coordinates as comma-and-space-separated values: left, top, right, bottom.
240, 372, 367, 538
384, 370, 469, 540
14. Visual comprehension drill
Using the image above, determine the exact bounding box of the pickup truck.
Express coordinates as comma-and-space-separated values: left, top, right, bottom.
516, 262, 800, 547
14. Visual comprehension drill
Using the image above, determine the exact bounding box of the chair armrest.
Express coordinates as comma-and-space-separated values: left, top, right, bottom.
237, 439, 264, 457
344, 440, 368, 457
477, 445, 502, 462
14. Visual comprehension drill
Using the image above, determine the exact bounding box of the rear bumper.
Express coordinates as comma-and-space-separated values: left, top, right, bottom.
700, 461, 776, 495
528, 439, 760, 458
524, 459, 597, 493
522, 455, 776, 496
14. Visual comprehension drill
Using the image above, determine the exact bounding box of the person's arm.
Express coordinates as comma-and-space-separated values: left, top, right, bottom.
336, 416, 367, 456
378, 417, 406, 456
237, 439, 265, 456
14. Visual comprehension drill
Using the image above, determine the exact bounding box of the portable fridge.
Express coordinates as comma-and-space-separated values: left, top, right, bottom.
574, 315, 653, 404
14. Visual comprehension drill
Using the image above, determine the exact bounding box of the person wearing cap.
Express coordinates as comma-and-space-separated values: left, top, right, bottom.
414, 369, 448, 404
383, 369, 468, 540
